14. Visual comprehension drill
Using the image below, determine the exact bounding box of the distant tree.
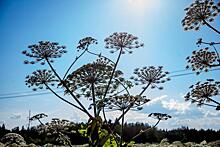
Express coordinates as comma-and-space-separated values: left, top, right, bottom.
182, 0, 220, 110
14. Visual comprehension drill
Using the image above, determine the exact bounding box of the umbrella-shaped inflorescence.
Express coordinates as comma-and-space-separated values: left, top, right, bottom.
131, 66, 170, 90
182, 0, 220, 31
37, 118, 75, 145
77, 37, 98, 51
65, 58, 124, 99
148, 113, 172, 121
185, 79, 220, 109
25, 69, 58, 91
186, 48, 219, 74
104, 32, 144, 54
105, 94, 150, 111
22, 41, 67, 65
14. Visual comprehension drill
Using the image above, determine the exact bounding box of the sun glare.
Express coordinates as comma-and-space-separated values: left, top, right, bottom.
127, 0, 159, 13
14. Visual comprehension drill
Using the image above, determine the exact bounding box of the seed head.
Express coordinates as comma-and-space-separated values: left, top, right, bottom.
185, 79, 219, 106
182, 0, 220, 31
105, 94, 150, 111
131, 66, 170, 90
148, 113, 171, 120
186, 48, 218, 73
104, 32, 144, 54
25, 69, 58, 91
22, 41, 67, 65
77, 37, 98, 51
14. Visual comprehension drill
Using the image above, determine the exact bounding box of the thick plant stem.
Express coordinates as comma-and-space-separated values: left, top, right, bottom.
91, 83, 97, 117
203, 20, 220, 35
102, 108, 107, 123
45, 58, 93, 119
120, 109, 125, 147
44, 84, 84, 111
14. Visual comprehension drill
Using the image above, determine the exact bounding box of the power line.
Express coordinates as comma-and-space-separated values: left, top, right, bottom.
0, 90, 47, 96
0, 68, 219, 100
0, 69, 193, 97
0, 91, 63, 100
169, 67, 220, 77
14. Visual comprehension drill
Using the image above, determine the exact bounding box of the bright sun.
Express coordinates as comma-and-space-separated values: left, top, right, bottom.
127, 0, 158, 13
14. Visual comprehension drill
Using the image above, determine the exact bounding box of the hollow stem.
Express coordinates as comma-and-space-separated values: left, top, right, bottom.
120, 109, 125, 147
91, 83, 97, 117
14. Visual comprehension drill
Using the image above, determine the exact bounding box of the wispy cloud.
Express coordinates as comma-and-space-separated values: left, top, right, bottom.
169, 117, 220, 130
198, 108, 220, 118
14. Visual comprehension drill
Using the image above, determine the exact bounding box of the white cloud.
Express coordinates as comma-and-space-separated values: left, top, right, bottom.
146, 95, 168, 106
161, 99, 190, 114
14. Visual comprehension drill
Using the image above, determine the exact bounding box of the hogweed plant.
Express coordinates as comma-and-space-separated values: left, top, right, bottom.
22, 32, 171, 146
183, 0, 220, 111
37, 118, 75, 146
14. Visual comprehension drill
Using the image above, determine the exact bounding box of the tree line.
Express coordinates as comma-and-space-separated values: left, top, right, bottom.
0, 122, 219, 145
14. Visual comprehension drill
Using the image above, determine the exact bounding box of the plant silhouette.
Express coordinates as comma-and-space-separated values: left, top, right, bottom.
22, 32, 171, 146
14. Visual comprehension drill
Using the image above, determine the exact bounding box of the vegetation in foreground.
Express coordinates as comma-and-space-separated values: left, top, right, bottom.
0, 123, 220, 146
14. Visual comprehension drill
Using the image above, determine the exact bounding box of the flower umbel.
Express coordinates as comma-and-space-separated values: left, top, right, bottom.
29, 113, 48, 122
185, 79, 220, 107
65, 58, 123, 99
182, 0, 220, 31
105, 94, 150, 111
186, 48, 219, 73
148, 113, 172, 120
131, 66, 170, 90
104, 32, 144, 54
37, 118, 74, 145
22, 41, 67, 65
77, 37, 98, 51
25, 69, 58, 91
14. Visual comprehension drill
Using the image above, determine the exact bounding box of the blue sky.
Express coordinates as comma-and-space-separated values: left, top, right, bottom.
0, 0, 220, 130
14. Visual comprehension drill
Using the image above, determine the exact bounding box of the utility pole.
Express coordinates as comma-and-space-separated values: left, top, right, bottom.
27, 110, 31, 130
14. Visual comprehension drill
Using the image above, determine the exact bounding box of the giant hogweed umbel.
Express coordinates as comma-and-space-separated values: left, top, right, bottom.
183, 0, 220, 111
23, 32, 171, 146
